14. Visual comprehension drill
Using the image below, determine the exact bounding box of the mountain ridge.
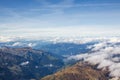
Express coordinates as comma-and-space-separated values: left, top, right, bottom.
0, 47, 64, 80
41, 62, 110, 80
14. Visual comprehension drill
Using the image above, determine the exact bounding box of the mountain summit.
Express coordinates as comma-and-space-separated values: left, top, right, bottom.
41, 62, 109, 80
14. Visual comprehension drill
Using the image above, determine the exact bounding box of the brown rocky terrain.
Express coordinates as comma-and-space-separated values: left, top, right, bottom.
41, 62, 109, 80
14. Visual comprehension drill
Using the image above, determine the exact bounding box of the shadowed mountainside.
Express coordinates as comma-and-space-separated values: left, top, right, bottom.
0, 47, 64, 80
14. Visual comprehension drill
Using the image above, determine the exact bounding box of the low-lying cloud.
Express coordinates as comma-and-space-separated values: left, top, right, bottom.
67, 37, 120, 79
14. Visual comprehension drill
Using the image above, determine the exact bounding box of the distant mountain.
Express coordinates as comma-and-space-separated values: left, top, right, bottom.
41, 62, 109, 80
1, 37, 120, 80
0, 40, 96, 56
39, 42, 94, 56
0, 47, 64, 80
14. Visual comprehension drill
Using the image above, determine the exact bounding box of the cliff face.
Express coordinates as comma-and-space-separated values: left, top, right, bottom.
41, 62, 109, 80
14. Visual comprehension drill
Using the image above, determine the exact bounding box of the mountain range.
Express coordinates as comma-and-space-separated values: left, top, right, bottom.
0, 37, 120, 80
0, 47, 64, 80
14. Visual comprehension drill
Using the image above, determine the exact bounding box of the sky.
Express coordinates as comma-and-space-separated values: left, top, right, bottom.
0, 0, 120, 38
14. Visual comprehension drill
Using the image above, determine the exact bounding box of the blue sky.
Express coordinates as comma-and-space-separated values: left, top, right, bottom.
0, 0, 120, 37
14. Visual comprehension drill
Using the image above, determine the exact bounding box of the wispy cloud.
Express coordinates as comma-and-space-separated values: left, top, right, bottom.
0, 0, 120, 37
39, 3, 120, 8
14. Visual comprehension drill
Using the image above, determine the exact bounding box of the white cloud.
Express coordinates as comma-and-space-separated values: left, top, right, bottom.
67, 37, 120, 78
109, 63, 120, 77
0, 36, 15, 42
12, 42, 21, 46
28, 43, 36, 47
92, 42, 107, 51
20, 61, 29, 66
97, 60, 114, 69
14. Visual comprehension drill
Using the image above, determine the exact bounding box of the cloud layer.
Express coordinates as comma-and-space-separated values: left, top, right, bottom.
67, 37, 120, 79
0, 35, 120, 79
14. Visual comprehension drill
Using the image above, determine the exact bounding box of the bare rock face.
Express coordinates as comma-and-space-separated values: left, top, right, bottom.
41, 62, 109, 80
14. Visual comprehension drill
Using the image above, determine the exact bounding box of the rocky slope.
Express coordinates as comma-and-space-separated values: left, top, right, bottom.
41, 62, 110, 80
